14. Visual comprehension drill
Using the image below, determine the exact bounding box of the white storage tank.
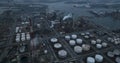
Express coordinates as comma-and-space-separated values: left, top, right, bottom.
102, 42, 108, 47
107, 51, 114, 57
21, 33, 25, 36
65, 35, 71, 40
91, 40, 96, 45
71, 34, 77, 39
21, 36, 25, 41
76, 38, 83, 44
58, 50, 67, 58
16, 33, 20, 42
16, 27, 19, 33
113, 49, 120, 56
85, 32, 90, 35
96, 44, 102, 49
96, 39, 102, 43
54, 43, 62, 49
69, 40, 76, 46
16, 37, 20, 42
26, 33, 31, 40
95, 54, 103, 62
84, 35, 89, 39
81, 33, 85, 36
21, 22, 25, 24
74, 46, 82, 53
16, 33, 20, 36
19, 46, 25, 53
44, 50, 48, 54
25, 21, 30, 24
115, 57, 120, 63
50, 38, 58, 43
87, 57, 95, 63
16, 35, 20, 38
82, 44, 91, 51
37, 24, 41, 28
26, 35, 31, 40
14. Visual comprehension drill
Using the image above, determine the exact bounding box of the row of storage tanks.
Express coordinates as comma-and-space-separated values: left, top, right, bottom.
86, 54, 104, 63
64, 32, 109, 49
86, 49, 120, 63
63, 33, 120, 63
49, 33, 91, 58
50, 37, 90, 58
107, 49, 120, 63
15, 32, 31, 42
50, 38, 68, 58
15, 21, 31, 54
15, 23, 31, 42
50, 37, 118, 63
107, 37, 120, 45
64, 34, 91, 53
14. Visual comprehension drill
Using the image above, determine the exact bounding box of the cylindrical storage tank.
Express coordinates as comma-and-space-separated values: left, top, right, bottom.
19, 46, 25, 53
107, 51, 114, 58
21, 33, 25, 36
96, 39, 102, 43
16, 27, 19, 33
44, 50, 48, 54
84, 35, 89, 39
89, 34, 95, 38
74, 46, 82, 53
76, 39, 83, 44
95, 54, 103, 62
113, 49, 120, 56
87, 57, 95, 63
16, 35, 20, 38
26, 35, 30, 40
102, 42, 108, 47
82, 44, 90, 51
58, 50, 67, 58
37, 24, 41, 28
16, 33, 20, 36
107, 37, 112, 41
65, 35, 70, 40
114, 41, 119, 45
91, 40, 96, 45
21, 22, 25, 24
85, 32, 90, 35
25, 21, 29, 24
69, 40, 76, 46
71, 34, 77, 39
115, 57, 120, 63
81, 33, 85, 36
22, 35, 25, 38
50, 38, 58, 43
54, 43, 62, 49
26, 32, 30, 34
96, 44, 102, 49
110, 39, 114, 43
26, 33, 30, 36
26, 33, 30, 40
16, 37, 20, 42
21, 37, 25, 41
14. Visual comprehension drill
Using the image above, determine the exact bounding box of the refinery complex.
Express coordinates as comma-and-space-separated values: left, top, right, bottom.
0, 0, 120, 63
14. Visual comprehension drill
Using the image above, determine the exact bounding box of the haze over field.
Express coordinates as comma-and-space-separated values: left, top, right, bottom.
0, 0, 120, 3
